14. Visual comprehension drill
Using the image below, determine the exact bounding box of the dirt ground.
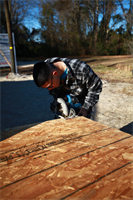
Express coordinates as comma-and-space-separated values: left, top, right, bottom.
0, 55, 133, 139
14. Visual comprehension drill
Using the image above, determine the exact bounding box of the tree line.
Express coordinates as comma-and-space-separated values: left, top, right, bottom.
1, 0, 133, 58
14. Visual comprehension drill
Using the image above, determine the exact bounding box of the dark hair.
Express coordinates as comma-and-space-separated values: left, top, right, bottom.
33, 62, 51, 87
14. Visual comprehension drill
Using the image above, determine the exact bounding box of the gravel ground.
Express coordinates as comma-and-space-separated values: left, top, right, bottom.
92, 81, 133, 135
0, 73, 133, 139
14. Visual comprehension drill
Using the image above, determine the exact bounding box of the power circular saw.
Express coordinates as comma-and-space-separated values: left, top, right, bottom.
51, 95, 81, 119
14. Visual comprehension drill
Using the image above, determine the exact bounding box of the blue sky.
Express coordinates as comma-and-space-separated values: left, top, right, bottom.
23, 3, 41, 32
24, 0, 130, 34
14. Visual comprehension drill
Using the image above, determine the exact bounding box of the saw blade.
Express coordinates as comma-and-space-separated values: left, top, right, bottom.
56, 98, 69, 117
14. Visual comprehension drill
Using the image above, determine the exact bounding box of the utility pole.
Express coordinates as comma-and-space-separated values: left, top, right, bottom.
4, 0, 16, 74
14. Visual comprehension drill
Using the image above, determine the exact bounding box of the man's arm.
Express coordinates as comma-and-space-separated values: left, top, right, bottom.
82, 66, 102, 110
75, 61, 102, 118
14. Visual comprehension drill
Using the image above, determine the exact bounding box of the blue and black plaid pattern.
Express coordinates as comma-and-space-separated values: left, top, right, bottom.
45, 57, 102, 110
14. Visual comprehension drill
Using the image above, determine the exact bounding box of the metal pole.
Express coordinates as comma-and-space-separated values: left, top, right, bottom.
4, 0, 16, 74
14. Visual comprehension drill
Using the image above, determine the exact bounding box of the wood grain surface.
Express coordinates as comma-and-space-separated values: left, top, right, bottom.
0, 117, 133, 200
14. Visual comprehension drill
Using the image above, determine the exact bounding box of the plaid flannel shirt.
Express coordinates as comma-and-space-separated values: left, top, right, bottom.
44, 57, 102, 110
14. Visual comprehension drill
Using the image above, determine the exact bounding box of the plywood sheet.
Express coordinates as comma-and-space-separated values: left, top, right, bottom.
65, 163, 133, 200
0, 117, 132, 200
0, 117, 108, 153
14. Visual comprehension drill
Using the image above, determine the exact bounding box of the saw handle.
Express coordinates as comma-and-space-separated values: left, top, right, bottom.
66, 95, 81, 109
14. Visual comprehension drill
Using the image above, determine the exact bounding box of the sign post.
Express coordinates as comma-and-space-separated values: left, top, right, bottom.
4, 0, 17, 74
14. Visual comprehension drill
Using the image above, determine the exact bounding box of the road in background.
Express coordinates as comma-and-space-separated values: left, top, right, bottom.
1, 79, 55, 130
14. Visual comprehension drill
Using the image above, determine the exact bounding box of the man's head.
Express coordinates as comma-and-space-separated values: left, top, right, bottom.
33, 61, 60, 90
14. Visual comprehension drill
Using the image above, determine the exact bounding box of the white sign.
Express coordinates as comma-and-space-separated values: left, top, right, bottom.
0, 33, 17, 72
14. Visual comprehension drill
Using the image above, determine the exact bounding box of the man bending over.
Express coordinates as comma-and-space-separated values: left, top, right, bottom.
33, 57, 102, 118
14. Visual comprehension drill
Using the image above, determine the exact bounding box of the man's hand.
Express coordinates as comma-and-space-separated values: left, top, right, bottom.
78, 107, 88, 117
78, 107, 92, 118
